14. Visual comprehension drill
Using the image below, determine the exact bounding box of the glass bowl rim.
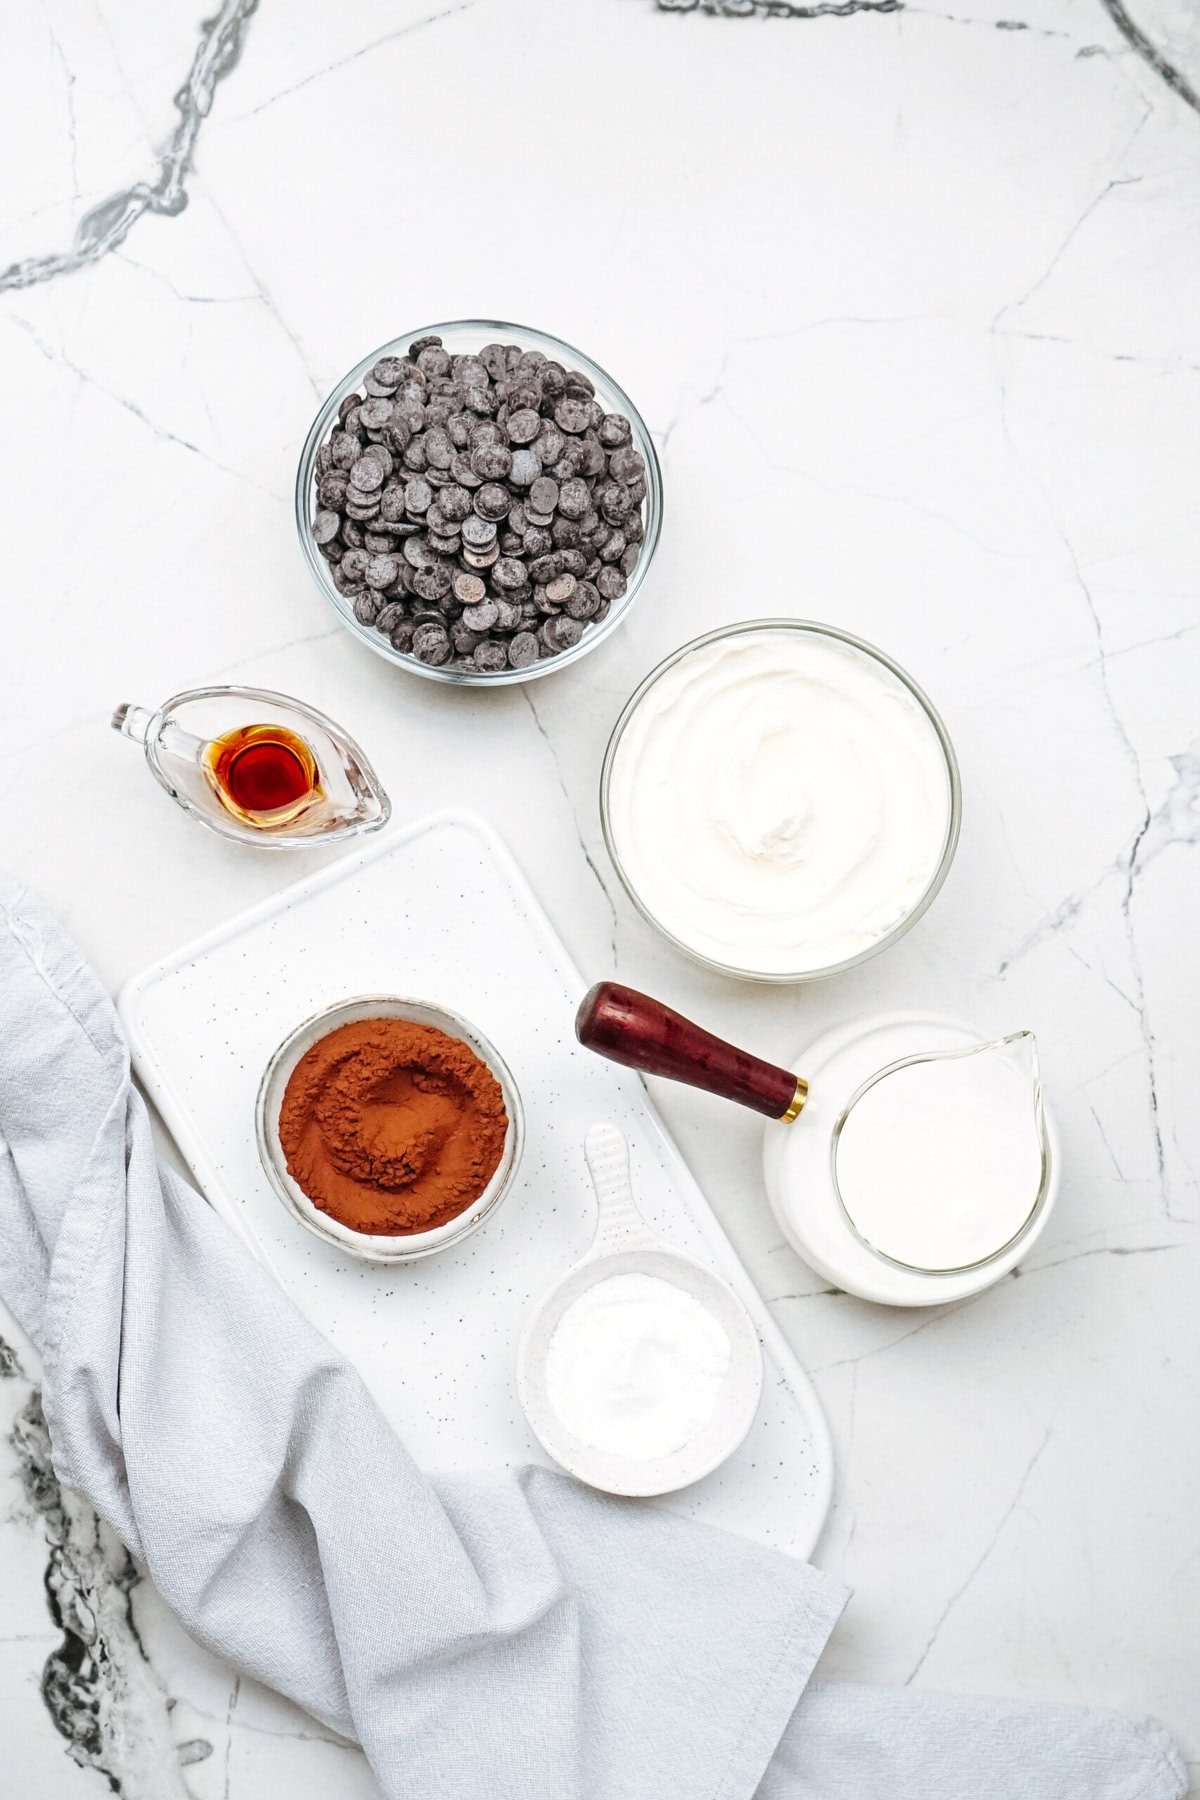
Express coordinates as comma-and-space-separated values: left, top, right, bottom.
294, 318, 663, 687
599, 617, 963, 984
254, 993, 525, 1262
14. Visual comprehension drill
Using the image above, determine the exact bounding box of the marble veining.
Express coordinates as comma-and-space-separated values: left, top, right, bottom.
0, 0, 1197, 1793
2, 1334, 198, 1796
0, 0, 259, 296
1098, 0, 1200, 115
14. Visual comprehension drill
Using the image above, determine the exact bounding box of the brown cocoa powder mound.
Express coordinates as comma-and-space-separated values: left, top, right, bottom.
277, 1017, 508, 1235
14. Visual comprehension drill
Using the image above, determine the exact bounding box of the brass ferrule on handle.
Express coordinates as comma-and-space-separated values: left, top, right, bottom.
779, 1077, 809, 1124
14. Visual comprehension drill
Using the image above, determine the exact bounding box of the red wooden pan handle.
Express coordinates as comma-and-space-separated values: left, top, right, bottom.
575, 982, 807, 1123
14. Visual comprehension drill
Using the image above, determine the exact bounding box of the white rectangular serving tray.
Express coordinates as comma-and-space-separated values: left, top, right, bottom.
120, 811, 832, 1558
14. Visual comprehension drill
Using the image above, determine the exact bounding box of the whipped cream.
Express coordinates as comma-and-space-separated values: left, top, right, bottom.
606, 627, 953, 977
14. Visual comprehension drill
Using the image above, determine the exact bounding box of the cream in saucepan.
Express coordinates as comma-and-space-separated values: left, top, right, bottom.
606, 628, 954, 977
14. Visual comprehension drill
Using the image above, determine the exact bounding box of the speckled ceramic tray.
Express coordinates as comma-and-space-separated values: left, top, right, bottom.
119, 810, 832, 1557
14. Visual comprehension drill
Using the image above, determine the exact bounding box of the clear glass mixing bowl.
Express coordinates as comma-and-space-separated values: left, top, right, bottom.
599, 619, 962, 983
295, 320, 663, 686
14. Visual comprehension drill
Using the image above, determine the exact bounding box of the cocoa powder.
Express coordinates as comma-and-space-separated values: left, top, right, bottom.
277, 1016, 508, 1235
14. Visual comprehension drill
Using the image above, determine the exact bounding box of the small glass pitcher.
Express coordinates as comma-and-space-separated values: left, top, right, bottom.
113, 685, 390, 848
831, 1031, 1052, 1275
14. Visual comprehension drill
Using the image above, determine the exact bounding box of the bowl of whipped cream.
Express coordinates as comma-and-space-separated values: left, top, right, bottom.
600, 620, 961, 982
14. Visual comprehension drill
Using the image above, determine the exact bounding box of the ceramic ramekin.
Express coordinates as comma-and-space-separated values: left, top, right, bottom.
599, 619, 962, 983
255, 995, 524, 1263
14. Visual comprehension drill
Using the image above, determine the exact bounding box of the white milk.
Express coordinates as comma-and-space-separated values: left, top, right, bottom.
545, 1272, 732, 1461
833, 1035, 1045, 1272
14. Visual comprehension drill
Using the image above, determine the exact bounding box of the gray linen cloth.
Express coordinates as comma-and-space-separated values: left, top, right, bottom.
0, 874, 1185, 1800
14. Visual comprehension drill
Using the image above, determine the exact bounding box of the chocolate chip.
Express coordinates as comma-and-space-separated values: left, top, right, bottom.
567, 580, 602, 620
412, 622, 452, 664
318, 473, 350, 509
541, 614, 584, 652
403, 534, 436, 569
507, 407, 541, 444
424, 426, 455, 469
508, 631, 539, 668
364, 554, 399, 589
528, 475, 559, 514
452, 571, 487, 605
473, 641, 510, 673
371, 357, 405, 389
375, 600, 407, 634
462, 599, 499, 631
471, 441, 512, 480
535, 426, 565, 465
312, 510, 340, 545
598, 413, 632, 448
461, 514, 498, 550
451, 452, 483, 488
360, 398, 394, 431
330, 431, 360, 468
554, 397, 590, 434
609, 445, 645, 484
596, 566, 627, 601
474, 483, 511, 522
412, 562, 453, 602
491, 556, 526, 591
556, 478, 589, 520
405, 477, 433, 514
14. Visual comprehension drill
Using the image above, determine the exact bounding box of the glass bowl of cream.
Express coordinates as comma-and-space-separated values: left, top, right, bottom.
600, 620, 961, 982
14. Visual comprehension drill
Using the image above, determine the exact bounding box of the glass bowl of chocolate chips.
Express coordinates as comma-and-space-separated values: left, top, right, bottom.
296, 321, 663, 683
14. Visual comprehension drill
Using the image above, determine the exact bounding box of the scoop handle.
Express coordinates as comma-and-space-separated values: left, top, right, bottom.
583, 1123, 658, 1254
575, 982, 807, 1123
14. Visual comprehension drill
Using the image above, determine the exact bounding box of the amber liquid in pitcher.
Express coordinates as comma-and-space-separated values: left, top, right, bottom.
204, 723, 321, 828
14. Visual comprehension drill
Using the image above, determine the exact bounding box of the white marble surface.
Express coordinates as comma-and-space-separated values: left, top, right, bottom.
1, 0, 1198, 1792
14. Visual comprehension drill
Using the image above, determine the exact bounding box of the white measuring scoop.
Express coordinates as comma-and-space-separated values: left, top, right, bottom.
517, 1122, 764, 1497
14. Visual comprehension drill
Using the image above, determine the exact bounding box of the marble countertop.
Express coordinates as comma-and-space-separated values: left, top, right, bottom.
1, 0, 1197, 1792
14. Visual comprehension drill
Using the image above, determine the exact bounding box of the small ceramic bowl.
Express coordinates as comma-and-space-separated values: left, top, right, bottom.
255, 995, 524, 1263
517, 1124, 763, 1496
295, 320, 663, 685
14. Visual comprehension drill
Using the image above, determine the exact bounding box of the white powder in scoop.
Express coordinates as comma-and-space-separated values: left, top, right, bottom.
545, 1272, 732, 1461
